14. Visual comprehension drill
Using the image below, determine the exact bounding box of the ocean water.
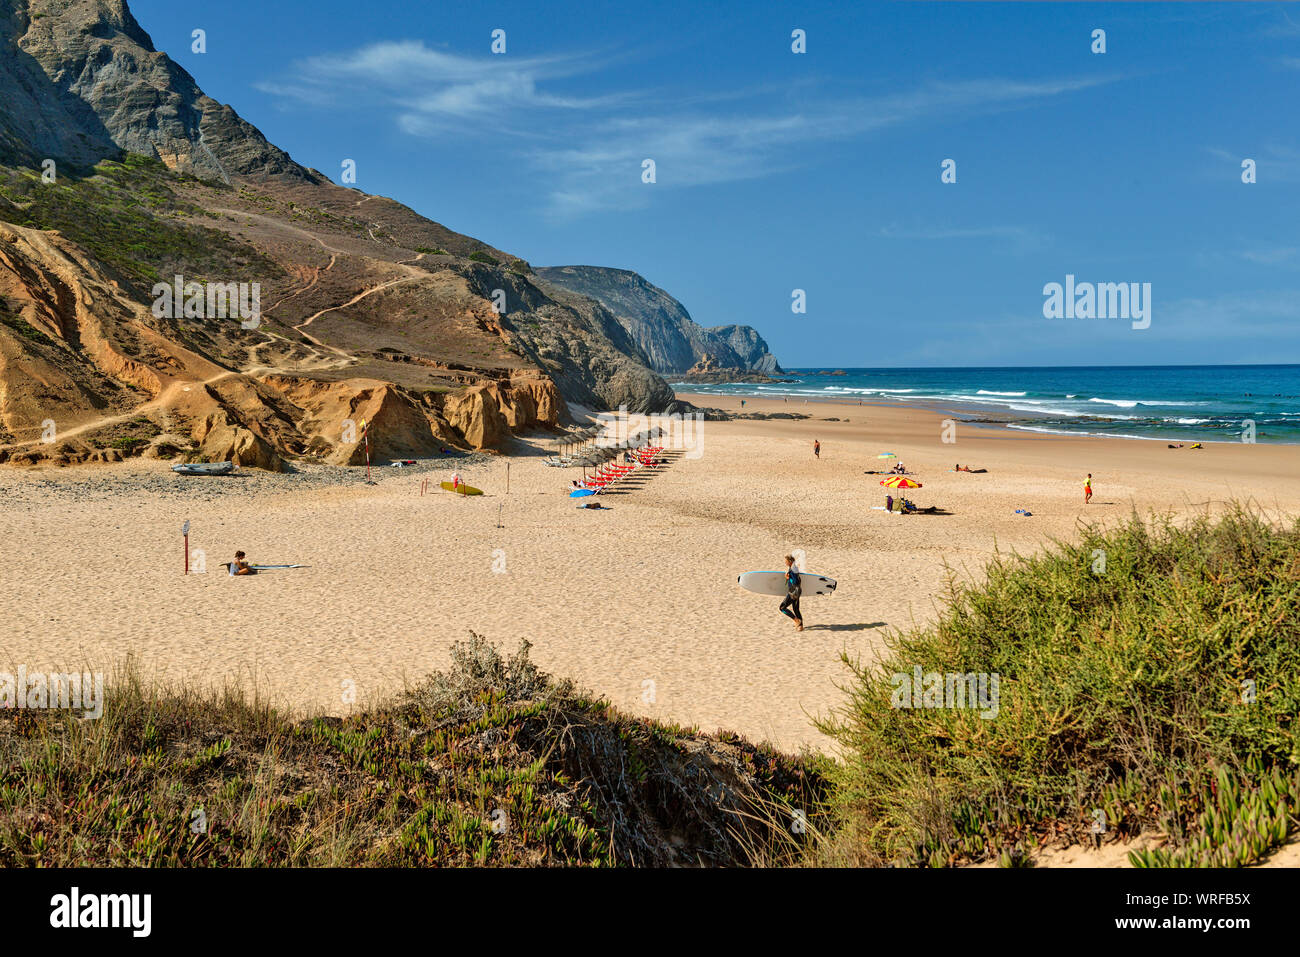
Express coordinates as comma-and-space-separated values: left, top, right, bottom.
672, 365, 1300, 444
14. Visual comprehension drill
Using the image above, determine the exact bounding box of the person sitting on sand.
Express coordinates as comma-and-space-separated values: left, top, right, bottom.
232, 550, 256, 576
779, 554, 803, 632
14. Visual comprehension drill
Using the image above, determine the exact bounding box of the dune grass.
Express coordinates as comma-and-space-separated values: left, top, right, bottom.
0, 635, 826, 867
816, 506, 1300, 867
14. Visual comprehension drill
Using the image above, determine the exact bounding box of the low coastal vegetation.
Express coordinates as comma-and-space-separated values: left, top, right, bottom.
0, 636, 825, 867
0, 295, 54, 346
0, 155, 275, 289
817, 507, 1300, 867
2, 510, 1294, 867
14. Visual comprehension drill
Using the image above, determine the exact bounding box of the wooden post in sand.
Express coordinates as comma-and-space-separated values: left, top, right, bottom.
506, 462, 510, 495
182, 520, 191, 575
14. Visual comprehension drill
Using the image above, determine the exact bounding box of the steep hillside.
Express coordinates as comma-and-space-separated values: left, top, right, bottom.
535, 265, 782, 375
0, 0, 679, 469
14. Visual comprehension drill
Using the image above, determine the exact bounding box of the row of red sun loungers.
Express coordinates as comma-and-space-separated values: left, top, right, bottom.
574, 447, 665, 492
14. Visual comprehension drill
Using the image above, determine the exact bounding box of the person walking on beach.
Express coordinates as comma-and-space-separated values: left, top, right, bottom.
813, 439, 820, 459
1084, 473, 1093, 504
779, 554, 803, 631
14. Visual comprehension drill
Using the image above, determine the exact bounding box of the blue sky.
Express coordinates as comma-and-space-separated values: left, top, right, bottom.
132, 0, 1300, 368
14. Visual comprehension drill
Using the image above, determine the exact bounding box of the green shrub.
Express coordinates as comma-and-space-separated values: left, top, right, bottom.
817, 507, 1300, 867
0, 306, 55, 346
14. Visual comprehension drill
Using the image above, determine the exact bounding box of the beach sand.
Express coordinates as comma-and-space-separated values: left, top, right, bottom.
3, 392, 1298, 753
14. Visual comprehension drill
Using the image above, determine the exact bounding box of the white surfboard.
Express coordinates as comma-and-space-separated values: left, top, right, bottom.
737, 571, 837, 597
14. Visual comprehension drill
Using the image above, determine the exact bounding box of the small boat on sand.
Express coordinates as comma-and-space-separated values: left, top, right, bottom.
172, 461, 235, 476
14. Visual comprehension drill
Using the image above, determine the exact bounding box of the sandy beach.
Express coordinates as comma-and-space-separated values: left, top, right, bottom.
3, 394, 1297, 752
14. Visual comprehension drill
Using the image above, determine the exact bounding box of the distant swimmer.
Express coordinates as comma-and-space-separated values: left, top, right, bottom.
1084, 473, 1093, 504
813, 439, 821, 459
779, 554, 803, 631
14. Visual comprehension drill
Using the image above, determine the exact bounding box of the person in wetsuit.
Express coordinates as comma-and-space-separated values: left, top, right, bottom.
779, 554, 803, 631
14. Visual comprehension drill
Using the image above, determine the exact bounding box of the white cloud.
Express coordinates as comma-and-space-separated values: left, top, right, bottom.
1207, 144, 1300, 183
1240, 247, 1300, 266
256, 40, 624, 121
878, 223, 1048, 252
258, 41, 1123, 217
529, 76, 1121, 218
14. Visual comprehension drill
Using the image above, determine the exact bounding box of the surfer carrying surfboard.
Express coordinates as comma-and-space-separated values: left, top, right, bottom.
779, 555, 803, 631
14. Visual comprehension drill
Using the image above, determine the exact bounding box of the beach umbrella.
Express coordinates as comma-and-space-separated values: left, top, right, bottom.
880, 476, 922, 489
877, 452, 896, 459
572, 450, 611, 480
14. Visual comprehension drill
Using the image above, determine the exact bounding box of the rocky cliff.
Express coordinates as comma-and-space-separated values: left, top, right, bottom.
0, 0, 315, 182
0, 0, 682, 468
534, 265, 782, 376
